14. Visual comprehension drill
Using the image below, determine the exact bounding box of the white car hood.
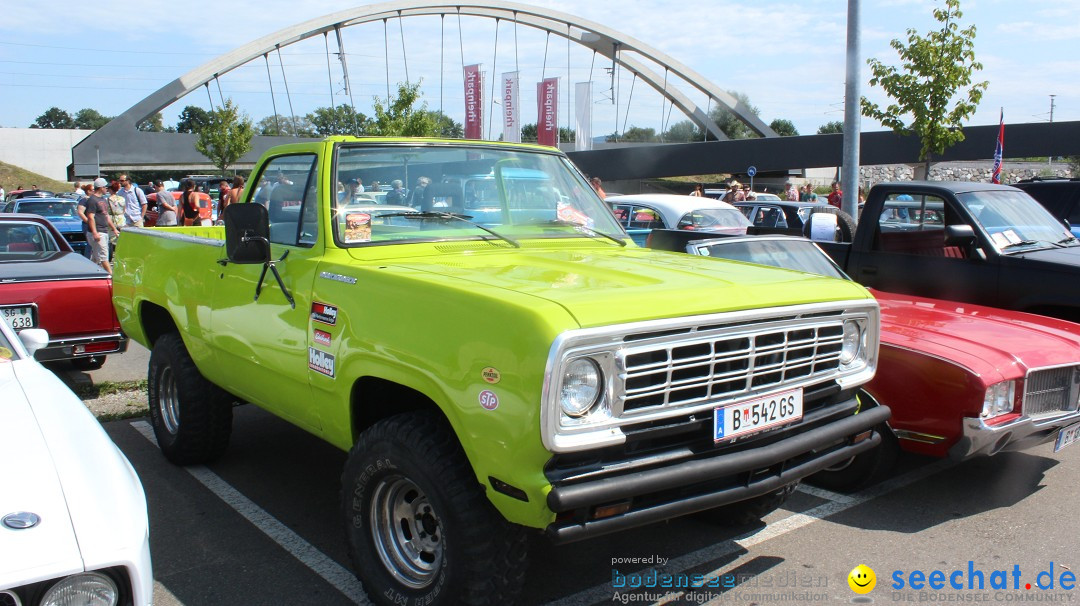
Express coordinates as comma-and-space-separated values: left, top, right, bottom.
0, 360, 148, 590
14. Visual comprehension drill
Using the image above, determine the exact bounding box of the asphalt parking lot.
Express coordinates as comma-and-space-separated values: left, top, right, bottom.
100, 403, 1080, 606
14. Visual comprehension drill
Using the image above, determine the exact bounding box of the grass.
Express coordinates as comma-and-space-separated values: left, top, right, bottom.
72, 379, 147, 400
0, 160, 72, 192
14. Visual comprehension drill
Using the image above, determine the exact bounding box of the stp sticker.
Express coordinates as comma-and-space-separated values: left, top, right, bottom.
479, 390, 499, 410
313, 329, 332, 346
481, 367, 501, 384
308, 347, 335, 377
311, 302, 338, 326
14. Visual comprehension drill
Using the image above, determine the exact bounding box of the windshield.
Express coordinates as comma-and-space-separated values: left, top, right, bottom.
957, 190, 1073, 250
677, 208, 752, 231
0, 321, 16, 362
16, 201, 79, 218
693, 238, 848, 280
332, 143, 624, 246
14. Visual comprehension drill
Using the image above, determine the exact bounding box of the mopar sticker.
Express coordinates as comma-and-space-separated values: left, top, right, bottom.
311, 302, 338, 326
319, 271, 357, 285
481, 367, 501, 384
479, 390, 499, 410
308, 347, 335, 378
313, 329, 332, 346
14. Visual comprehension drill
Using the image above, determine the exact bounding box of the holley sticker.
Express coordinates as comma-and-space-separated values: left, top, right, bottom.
311, 302, 338, 326
308, 347, 335, 377
313, 329, 332, 346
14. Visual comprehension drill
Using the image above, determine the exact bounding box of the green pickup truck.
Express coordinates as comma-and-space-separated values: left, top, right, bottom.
112, 137, 887, 605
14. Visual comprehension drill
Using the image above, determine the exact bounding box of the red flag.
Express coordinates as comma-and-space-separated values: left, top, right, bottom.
991, 109, 1004, 184
537, 77, 559, 147
463, 64, 483, 140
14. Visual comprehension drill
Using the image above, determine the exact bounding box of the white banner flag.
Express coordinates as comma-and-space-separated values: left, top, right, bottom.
575, 82, 593, 151
502, 71, 520, 143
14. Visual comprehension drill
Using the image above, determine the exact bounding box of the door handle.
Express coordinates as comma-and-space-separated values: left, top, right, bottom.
861, 266, 878, 276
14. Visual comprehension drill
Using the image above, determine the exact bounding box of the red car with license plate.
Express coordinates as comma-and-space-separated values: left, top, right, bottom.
648, 230, 1080, 488
0, 214, 127, 369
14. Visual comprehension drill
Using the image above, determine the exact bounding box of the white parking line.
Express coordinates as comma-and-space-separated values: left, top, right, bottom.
130, 421, 371, 605
546, 458, 957, 606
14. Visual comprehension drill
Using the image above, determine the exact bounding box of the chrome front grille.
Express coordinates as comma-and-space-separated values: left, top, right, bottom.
620, 321, 844, 413
1024, 366, 1080, 420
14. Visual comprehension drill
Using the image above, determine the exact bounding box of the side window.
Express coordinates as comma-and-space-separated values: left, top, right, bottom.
629, 205, 663, 229
873, 194, 957, 257
252, 154, 318, 247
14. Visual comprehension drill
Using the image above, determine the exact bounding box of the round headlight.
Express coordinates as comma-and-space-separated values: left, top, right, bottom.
40, 572, 119, 606
839, 320, 862, 365
560, 358, 602, 418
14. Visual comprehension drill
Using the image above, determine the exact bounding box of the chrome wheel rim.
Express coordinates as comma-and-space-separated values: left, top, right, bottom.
159, 366, 180, 435
370, 475, 443, 588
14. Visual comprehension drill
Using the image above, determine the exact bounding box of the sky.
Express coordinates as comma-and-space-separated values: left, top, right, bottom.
1, 0, 1077, 139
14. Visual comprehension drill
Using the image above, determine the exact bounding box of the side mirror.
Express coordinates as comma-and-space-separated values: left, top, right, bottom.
18, 328, 49, 356
945, 224, 976, 246
225, 203, 271, 264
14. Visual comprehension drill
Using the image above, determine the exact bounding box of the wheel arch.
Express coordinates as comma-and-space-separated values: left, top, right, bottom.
139, 300, 179, 347
349, 376, 449, 444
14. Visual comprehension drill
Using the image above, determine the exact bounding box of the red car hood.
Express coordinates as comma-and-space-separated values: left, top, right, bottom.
874, 288, 1080, 381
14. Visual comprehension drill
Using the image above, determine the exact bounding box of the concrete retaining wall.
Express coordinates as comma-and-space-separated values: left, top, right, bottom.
0, 128, 92, 181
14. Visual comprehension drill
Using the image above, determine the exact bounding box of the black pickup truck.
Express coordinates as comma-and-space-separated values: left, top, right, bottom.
801, 181, 1080, 322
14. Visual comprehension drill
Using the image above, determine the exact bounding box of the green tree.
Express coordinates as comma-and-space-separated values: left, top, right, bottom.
73, 108, 112, 130
861, 0, 988, 173
194, 99, 254, 175
176, 105, 212, 133
663, 120, 702, 142
709, 91, 761, 140
137, 112, 173, 132
521, 123, 575, 143
817, 120, 844, 135
769, 119, 799, 137
621, 126, 658, 142
367, 81, 438, 137
307, 105, 368, 136
256, 114, 317, 137
31, 107, 75, 129
428, 111, 463, 138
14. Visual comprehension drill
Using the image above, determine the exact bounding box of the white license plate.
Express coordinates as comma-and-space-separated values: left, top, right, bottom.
1054, 421, 1080, 452
0, 305, 35, 330
714, 387, 804, 442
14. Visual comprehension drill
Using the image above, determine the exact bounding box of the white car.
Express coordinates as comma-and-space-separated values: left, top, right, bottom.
606, 194, 752, 245
0, 320, 152, 606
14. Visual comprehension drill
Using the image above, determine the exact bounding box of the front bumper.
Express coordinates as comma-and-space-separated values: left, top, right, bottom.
34, 332, 129, 363
949, 410, 1080, 459
544, 396, 890, 543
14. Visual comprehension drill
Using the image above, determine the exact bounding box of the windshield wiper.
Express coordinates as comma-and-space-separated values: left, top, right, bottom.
382, 212, 520, 248
1057, 235, 1079, 245
1000, 239, 1060, 251
527, 219, 627, 247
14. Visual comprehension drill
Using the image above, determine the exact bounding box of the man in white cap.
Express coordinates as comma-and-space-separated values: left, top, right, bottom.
83, 178, 120, 273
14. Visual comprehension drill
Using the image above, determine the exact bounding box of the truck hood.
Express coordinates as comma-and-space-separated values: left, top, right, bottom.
362, 245, 872, 327
1003, 245, 1080, 267
875, 289, 1080, 377
0, 361, 83, 588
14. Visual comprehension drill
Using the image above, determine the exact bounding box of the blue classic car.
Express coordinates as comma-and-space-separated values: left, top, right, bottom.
2, 198, 87, 255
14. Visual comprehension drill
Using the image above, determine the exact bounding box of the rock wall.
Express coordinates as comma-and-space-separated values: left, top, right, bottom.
859, 161, 1075, 185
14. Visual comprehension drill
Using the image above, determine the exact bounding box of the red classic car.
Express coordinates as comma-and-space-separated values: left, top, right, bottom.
0, 214, 127, 369
647, 231, 1080, 488
144, 191, 214, 226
